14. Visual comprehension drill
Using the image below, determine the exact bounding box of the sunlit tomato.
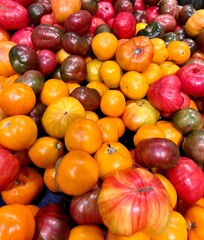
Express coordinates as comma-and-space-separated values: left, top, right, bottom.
94, 141, 133, 180
167, 40, 191, 65
104, 116, 126, 138
133, 123, 166, 146
119, 71, 149, 100
0, 115, 38, 151
0, 41, 16, 77
86, 58, 103, 82
99, 60, 123, 89
68, 225, 105, 240
64, 118, 103, 154
41, 96, 86, 139
141, 63, 163, 85
159, 61, 180, 76
91, 32, 118, 61
155, 120, 184, 147
154, 173, 177, 209
185, 205, 204, 240
107, 229, 151, 240
100, 89, 126, 117
43, 167, 59, 193
86, 81, 109, 97
56, 150, 99, 195
0, 203, 35, 240
97, 117, 119, 143
28, 136, 64, 168
151, 210, 188, 240
150, 38, 168, 65
0, 82, 36, 116
40, 79, 70, 106
1, 166, 44, 205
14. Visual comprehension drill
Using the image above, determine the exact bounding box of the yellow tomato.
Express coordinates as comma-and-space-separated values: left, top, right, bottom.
160, 61, 180, 76
56, 48, 70, 64
142, 63, 163, 85
135, 22, 148, 35
86, 58, 103, 82
151, 38, 168, 64
120, 71, 149, 100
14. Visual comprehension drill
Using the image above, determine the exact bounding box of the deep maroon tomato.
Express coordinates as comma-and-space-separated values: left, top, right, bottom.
28, 2, 48, 25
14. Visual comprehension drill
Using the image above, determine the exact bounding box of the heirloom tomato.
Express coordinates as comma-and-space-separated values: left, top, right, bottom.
68, 225, 105, 240
55, 150, 99, 195
41, 96, 86, 139
0, 27, 10, 41
0, 115, 38, 151
86, 58, 103, 82
0, 203, 35, 240
107, 230, 151, 240
0, 82, 36, 116
64, 118, 103, 154
94, 141, 134, 180
43, 167, 58, 193
141, 63, 163, 85
1, 166, 44, 205
86, 81, 109, 97
104, 116, 126, 138
159, 61, 180, 76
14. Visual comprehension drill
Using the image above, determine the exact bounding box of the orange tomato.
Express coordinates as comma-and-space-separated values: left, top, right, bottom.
0, 106, 8, 121
86, 81, 109, 97
85, 110, 99, 121
167, 40, 191, 65
51, 0, 82, 23
1, 167, 44, 205
107, 229, 150, 240
152, 210, 187, 240
0, 115, 38, 151
119, 71, 149, 100
56, 48, 70, 64
0, 203, 35, 240
28, 136, 64, 168
99, 60, 123, 89
0, 82, 36, 116
185, 205, 204, 240
0, 27, 10, 41
141, 63, 163, 85
100, 89, 126, 117
64, 118, 103, 154
94, 141, 133, 179
86, 58, 103, 82
133, 123, 166, 146
195, 197, 204, 208
55, 150, 99, 195
66, 82, 80, 93
97, 117, 119, 142
160, 61, 180, 76
104, 116, 126, 138
2, 73, 20, 89
150, 38, 168, 65
156, 120, 184, 147
91, 32, 118, 61
26, 204, 40, 216
68, 225, 105, 240
40, 79, 70, 106
43, 167, 59, 193
154, 173, 177, 209
0, 41, 16, 77
189, 98, 199, 111
41, 96, 86, 139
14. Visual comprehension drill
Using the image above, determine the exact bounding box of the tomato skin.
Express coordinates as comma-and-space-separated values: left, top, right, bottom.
0, 0, 30, 30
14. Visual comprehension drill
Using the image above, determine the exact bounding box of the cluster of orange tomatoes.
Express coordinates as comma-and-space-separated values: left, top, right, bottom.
1, 5, 204, 240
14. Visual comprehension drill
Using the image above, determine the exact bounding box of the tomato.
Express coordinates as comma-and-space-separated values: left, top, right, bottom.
0, 203, 35, 240
43, 167, 58, 193
0, 82, 36, 116
85, 111, 99, 122
40, 79, 70, 106
100, 90, 126, 117
0, 115, 38, 151
28, 136, 64, 168
91, 32, 118, 61
64, 118, 103, 154
1, 166, 44, 205
0, 27, 10, 41
119, 71, 149, 100
97, 117, 119, 143
150, 38, 168, 65
94, 141, 133, 180
107, 230, 151, 240
185, 205, 204, 240
159, 61, 180, 76
86, 58, 103, 83
68, 225, 105, 240
151, 210, 188, 240
133, 123, 166, 146
41, 96, 86, 139
116, 36, 154, 72
51, 0, 82, 24
0, 41, 16, 77
86, 81, 109, 97
104, 116, 126, 138
141, 63, 163, 85
55, 150, 99, 195
26, 204, 39, 216
56, 48, 70, 64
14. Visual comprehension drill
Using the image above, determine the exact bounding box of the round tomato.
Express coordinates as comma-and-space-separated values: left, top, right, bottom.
0, 115, 38, 151
43, 167, 58, 193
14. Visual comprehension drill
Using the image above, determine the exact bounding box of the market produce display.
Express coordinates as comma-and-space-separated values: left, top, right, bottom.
1, 0, 204, 239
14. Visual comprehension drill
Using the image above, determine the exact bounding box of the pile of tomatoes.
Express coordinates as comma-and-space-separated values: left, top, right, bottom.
1, 0, 204, 239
